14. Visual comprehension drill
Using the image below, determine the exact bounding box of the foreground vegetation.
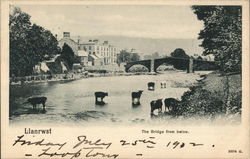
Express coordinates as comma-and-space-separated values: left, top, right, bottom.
172, 72, 242, 118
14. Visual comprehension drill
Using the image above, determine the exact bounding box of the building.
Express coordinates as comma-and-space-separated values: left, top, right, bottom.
193, 54, 214, 61
58, 32, 118, 66
88, 54, 104, 66
76, 50, 88, 66
58, 32, 78, 54
33, 54, 68, 74
78, 39, 118, 65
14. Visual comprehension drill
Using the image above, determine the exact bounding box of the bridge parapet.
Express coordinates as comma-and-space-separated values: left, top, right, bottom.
125, 56, 218, 73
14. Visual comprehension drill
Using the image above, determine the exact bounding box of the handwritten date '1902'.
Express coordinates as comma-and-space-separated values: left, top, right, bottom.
12, 134, 212, 159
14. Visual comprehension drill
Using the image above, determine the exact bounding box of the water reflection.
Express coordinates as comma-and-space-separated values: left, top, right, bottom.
9, 72, 200, 125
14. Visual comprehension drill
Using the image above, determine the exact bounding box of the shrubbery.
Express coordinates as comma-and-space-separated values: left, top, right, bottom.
174, 85, 242, 117
228, 91, 242, 114
176, 86, 224, 117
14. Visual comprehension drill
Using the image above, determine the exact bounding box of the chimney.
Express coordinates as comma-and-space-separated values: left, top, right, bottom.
93, 39, 99, 43
103, 41, 108, 45
63, 32, 70, 38
78, 36, 80, 44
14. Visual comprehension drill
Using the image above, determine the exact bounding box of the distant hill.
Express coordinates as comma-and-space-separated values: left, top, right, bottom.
72, 35, 204, 57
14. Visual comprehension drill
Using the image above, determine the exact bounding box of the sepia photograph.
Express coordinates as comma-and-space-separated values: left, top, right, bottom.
1, 0, 249, 159
9, 4, 242, 126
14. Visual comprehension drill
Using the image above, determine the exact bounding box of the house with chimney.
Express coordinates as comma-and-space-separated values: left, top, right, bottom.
58, 32, 118, 67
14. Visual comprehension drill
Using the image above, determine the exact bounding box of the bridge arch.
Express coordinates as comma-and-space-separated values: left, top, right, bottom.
124, 60, 151, 72
154, 58, 189, 72
126, 64, 150, 72
154, 62, 174, 72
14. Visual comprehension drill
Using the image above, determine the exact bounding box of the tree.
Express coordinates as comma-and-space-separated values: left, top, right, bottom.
9, 6, 60, 76
170, 48, 189, 70
170, 48, 189, 59
131, 53, 140, 62
152, 52, 160, 59
192, 6, 242, 73
60, 43, 77, 70
117, 49, 140, 63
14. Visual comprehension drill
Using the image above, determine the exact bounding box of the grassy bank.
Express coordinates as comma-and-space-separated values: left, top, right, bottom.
172, 71, 242, 118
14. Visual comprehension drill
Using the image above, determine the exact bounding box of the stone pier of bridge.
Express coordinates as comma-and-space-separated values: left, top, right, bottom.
150, 58, 154, 73
187, 58, 194, 73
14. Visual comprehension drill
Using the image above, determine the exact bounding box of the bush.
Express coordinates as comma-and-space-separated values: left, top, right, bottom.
228, 91, 242, 114
177, 86, 224, 117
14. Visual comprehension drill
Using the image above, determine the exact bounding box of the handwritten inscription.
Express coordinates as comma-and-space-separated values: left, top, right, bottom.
73, 135, 112, 149
12, 134, 211, 158
13, 135, 66, 150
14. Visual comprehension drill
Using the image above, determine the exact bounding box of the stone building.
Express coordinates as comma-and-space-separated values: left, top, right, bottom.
58, 32, 78, 54
76, 50, 88, 66
58, 32, 118, 66
78, 39, 118, 65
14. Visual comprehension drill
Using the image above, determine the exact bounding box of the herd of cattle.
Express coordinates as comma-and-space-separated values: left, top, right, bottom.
25, 81, 181, 116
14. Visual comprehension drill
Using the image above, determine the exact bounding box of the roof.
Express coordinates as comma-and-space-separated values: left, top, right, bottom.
45, 54, 61, 63
89, 54, 99, 60
59, 38, 77, 44
77, 50, 88, 56
73, 63, 83, 69
95, 54, 103, 58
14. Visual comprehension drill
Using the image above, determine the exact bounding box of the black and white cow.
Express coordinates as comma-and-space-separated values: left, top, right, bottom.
164, 98, 180, 113
131, 90, 143, 105
148, 82, 155, 91
150, 99, 163, 115
95, 92, 108, 105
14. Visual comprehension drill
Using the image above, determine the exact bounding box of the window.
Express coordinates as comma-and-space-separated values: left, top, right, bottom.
89, 46, 91, 50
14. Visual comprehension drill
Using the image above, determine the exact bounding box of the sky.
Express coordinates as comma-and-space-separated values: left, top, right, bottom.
14, 5, 204, 40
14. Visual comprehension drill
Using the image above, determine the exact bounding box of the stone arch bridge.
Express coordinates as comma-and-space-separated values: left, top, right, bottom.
124, 56, 219, 73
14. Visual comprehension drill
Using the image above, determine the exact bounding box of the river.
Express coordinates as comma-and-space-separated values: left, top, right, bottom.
10, 71, 212, 126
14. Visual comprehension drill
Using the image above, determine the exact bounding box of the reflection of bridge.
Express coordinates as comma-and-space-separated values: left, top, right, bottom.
124, 56, 219, 73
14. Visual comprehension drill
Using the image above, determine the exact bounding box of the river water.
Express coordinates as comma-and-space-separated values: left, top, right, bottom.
10, 71, 221, 126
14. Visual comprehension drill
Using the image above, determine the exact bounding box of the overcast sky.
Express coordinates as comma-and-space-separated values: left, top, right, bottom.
14, 5, 204, 40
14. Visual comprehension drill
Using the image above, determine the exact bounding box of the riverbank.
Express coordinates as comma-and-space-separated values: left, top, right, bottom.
10, 71, 160, 86
173, 71, 242, 121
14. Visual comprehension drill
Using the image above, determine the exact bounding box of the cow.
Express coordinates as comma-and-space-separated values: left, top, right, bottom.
164, 98, 180, 113
150, 99, 163, 115
131, 90, 143, 105
160, 81, 167, 88
26, 97, 47, 110
148, 82, 155, 91
95, 92, 108, 105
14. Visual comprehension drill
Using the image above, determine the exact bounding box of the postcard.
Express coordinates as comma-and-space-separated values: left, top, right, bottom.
1, 0, 249, 158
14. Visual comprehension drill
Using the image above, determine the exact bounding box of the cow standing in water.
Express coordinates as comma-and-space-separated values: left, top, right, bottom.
150, 99, 163, 115
160, 81, 167, 88
131, 90, 143, 105
164, 98, 180, 113
26, 97, 47, 110
148, 82, 155, 91
95, 92, 108, 105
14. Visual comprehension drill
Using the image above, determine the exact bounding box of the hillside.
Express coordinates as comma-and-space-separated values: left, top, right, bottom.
72, 35, 204, 56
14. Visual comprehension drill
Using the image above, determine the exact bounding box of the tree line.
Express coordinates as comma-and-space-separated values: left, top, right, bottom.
10, 7, 60, 77
9, 7, 81, 77
192, 6, 242, 73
